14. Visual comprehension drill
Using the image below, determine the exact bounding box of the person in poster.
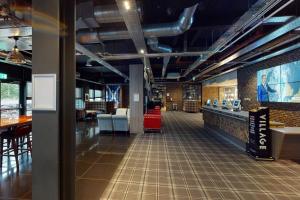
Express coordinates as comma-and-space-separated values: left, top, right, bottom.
257, 74, 277, 102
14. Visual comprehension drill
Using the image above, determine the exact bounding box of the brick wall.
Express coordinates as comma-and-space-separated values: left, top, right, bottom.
238, 49, 300, 126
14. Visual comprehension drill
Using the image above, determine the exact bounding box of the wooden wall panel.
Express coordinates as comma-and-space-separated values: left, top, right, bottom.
165, 83, 183, 111
202, 86, 219, 106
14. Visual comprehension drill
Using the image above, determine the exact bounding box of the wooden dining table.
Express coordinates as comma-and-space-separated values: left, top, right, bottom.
0, 115, 32, 130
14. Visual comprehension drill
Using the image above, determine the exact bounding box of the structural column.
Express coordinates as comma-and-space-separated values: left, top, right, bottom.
32, 0, 75, 199
129, 64, 144, 133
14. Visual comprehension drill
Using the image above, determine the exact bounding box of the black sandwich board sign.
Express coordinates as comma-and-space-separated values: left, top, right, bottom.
247, 107, 273, 160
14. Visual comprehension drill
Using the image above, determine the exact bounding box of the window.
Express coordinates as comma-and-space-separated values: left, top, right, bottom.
0, 83, 20, 118
26, 82, 32, 116
76, 88, 84, 109
95, 90, 103, 102
89, 89, 94, 102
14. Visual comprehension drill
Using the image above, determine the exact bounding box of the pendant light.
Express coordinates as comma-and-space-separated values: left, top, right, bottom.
6, 36, 26, 64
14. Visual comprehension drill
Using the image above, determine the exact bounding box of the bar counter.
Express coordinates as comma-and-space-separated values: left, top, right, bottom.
202, 105, 249, 147
203, 106, 300, 160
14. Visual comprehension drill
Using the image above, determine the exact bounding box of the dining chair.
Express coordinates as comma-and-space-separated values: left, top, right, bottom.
0, 124, 32, 170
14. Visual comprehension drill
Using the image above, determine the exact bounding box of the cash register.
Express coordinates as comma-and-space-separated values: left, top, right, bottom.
232, 99, 241, 111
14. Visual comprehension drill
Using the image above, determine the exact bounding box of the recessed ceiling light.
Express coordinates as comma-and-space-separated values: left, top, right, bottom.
124, 1, 130, 10
140, 49, 145, 54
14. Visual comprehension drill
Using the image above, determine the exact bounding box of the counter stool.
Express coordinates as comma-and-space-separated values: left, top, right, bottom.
0, 124, 32, 170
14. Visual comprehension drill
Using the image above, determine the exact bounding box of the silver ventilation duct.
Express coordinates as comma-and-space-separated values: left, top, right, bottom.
182, 0, 291, 78
147, 38, 172, 53
77, 4, 198, 43
147, 38, 172, 77
100, 51, 212, 60
94, 4, 142, 24
115, 0, 154, 82
193, 17, 300, 80
143, 4, 198, 38
244, 42, 300, 66
76, 43, 129, 80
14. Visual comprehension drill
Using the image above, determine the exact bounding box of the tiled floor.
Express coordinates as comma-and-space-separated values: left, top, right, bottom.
76, 122, 135, 200
1, 112, 300, 200
96, 112, 300, 200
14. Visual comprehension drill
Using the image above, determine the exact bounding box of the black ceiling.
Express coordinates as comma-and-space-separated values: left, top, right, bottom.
76, 0, 300, 84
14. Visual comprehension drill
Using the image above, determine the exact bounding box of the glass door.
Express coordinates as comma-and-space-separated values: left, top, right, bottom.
0, 82, 20, 118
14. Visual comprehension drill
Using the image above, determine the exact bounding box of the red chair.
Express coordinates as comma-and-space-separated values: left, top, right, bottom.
0, 124, 32, 170
154, 106, 161, 110
147, 109, 161, 115
144, 114, 161, 133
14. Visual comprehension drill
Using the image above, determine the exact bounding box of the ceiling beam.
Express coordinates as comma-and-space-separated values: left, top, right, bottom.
115, 0, 153, 81
76, 43, 128, 80
182, 0, 291, 78
99, 51, 213, 61
191, 17, 300, 81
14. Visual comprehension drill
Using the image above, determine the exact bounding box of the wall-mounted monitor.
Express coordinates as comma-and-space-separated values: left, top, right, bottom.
257, 61, 300, 103
213, 99, 218, 107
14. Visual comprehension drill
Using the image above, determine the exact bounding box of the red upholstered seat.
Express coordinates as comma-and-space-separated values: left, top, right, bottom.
144, 114, 161, 131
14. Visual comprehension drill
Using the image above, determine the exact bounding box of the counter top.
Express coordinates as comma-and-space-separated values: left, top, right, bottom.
202, 105, 249, 120
271, 127, 300, 135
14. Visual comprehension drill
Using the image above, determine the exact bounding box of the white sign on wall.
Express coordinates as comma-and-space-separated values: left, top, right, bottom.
32, 74, 57, 111
133, 93, 140, 102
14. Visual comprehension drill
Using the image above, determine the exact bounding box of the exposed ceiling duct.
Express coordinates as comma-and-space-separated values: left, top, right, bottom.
75, 42, 129, 80
99, 51, 212, 60
143, 4, 198, 38
115, 0, 153, 82
203, 34, 300, 79
201, 41, 300, 83
94, 4, 142, 24
262, 16, 294, 25
77, 4, 198, 43
147, 38, 172, 53
244, 42, 300, 66
147, 38, 172, 78
192, 17, 300, 80
76, 1, 142, 31
182, 0, 293, 78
